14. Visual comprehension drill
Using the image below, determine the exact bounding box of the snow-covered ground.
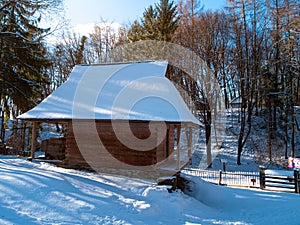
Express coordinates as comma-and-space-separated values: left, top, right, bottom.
191, 108, 300, 172
1, 107, 299, 224
0, 156, 300, 225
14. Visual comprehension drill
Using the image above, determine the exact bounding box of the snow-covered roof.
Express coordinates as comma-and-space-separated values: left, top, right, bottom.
18, 61, 200, 125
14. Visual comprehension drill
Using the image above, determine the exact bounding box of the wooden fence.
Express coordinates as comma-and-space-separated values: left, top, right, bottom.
182, 167, 300, 193
259, 166, 300, 193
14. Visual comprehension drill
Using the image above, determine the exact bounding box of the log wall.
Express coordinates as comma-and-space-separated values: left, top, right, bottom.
64, 120, 179, 171
42, 137, 66, 160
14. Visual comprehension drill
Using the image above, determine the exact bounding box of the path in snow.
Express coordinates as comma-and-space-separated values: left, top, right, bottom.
1, 157, 300, 224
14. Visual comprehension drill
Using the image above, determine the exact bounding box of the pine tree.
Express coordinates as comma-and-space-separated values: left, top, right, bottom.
0, 0, 51, 116
128, 0, 179, 42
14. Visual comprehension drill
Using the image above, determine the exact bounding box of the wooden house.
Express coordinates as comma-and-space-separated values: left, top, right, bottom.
18, 61, 201, 179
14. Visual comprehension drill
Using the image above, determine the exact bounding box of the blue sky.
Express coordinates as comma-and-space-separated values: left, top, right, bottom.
64, 0, 226, 26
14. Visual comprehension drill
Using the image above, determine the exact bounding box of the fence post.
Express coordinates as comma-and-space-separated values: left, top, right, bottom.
218, 170, 222, 185
294, 169, 299, 194
259, 166, 265, 189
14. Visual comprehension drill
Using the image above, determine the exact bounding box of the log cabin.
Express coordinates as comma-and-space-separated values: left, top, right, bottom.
18, 61, 201, 179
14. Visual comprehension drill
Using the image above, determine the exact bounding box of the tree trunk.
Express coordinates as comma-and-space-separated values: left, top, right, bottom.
237, 107, 246, 165
267, 98, 272, 161
205, 110, 212, 168
291, 108, 295, 158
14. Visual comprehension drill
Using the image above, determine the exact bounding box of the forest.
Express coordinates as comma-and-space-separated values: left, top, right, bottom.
0, 0, 299, 166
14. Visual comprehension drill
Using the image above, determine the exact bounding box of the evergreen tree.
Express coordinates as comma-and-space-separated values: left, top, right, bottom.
0, 0, 54, 117
128, 0, 179, 42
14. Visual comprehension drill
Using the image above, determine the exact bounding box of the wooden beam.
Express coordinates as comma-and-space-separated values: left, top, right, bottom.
21, 120, 26, 152
31, 122, 37, 159
176, 125, 181, 170
188, 127, 192, 160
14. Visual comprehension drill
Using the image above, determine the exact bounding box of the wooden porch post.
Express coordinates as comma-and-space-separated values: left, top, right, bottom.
176, 126, 181, 170
31, 122, 37, 159
188, 127, 192, 161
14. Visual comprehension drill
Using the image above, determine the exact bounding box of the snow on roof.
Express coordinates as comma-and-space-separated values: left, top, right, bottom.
18, 61, 200, 125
